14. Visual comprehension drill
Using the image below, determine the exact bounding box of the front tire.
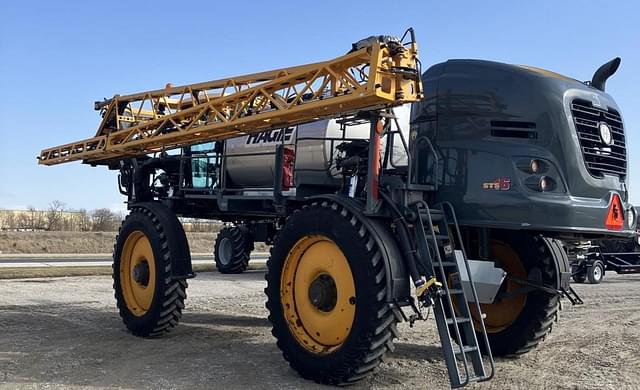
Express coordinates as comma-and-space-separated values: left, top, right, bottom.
460, 232, 561, 357
214, 226, 253, 274
113, 206, 189, 337
265, 201, 398, 385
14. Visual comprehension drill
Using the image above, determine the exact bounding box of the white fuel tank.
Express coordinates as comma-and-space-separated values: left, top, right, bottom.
223, 105, 411, 188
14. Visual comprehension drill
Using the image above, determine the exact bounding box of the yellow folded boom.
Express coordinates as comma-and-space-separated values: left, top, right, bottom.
39, 33, 422, 166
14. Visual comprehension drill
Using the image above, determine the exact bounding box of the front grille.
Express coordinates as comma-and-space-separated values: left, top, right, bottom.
570, 98, 626, 179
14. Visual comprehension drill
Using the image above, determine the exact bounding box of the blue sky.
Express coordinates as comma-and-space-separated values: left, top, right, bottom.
0, 1, 639, 212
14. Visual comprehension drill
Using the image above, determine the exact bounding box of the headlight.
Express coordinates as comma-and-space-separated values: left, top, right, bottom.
539, 176, 555, 192
539, 177, 549, 191
530, 159, 540, 174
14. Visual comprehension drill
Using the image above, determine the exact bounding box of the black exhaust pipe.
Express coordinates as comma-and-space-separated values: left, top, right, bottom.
591, 57, 621, 92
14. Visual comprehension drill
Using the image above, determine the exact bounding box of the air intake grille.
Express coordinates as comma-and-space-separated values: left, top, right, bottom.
570, 99, 626, 178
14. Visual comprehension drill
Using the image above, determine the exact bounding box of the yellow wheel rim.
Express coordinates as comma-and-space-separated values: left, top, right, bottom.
120, 230, 156, 317
280, 235, 356, 354
464, 240, 527, 333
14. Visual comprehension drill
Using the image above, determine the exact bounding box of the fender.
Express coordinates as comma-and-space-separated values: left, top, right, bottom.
542, 237, 571, 290
308, 194, 411, 301
134, 202, 195, 279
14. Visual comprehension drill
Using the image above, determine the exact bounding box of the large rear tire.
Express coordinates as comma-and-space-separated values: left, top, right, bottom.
459, 232, 561, 357
214, 226, 253, 274
265, 201, 398, 385
113, 206, 189, 337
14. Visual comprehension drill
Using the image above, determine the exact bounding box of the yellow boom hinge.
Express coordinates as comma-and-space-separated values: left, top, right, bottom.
38, 30, 422, 166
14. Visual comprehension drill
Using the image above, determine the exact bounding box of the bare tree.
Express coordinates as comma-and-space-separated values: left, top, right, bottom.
92, 208, 118, 231
46, 200, 66, 231
77, 209, 92, 231
17, 213, 30, 230
0, 210, 6, 231
27, 206, 37, 230
26, 206, 47, 230
5, 212, 16, 231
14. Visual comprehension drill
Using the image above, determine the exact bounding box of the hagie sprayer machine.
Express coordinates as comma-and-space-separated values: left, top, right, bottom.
39, 29, 634, 387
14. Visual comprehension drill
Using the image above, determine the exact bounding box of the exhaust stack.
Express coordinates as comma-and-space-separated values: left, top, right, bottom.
591, 57, 621, 92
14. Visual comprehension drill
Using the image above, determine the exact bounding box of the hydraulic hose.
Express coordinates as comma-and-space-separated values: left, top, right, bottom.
379, 189, 423, 286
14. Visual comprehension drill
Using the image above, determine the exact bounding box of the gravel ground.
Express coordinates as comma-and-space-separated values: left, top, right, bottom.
0, 271, 638, 390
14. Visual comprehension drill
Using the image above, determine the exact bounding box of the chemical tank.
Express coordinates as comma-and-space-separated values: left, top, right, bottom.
224, 105, 410, 189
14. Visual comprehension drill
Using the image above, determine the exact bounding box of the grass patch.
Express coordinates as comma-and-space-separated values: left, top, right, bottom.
0, 262, 268, 279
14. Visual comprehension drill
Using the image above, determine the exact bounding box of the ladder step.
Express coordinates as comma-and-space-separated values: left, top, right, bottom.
454, 346, 478, 354
467, 374, 487, 384
434, 261, 457, 267
419, 209, 443, 216
418, 210, 444, 222
446, 317, 471, 325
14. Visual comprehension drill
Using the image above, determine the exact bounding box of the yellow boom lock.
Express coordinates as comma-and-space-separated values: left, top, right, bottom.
39, 32, 422, 166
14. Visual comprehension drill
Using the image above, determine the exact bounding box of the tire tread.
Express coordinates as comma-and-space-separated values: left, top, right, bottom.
112, 206, 187, 338
265, 201, 398, 385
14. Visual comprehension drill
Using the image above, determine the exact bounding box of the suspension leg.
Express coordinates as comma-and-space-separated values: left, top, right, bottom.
365, 112, 383, 214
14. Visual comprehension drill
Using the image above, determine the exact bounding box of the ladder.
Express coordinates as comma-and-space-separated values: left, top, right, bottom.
411, 200, 495, 388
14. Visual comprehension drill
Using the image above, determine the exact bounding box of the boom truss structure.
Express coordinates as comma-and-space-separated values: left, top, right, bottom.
39, 31, 422, 166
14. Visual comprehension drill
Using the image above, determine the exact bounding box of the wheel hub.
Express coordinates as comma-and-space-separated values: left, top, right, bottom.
594, 265, 602, 280
133, 261, 150, 285
456, 240, 528, 334
308, 273, 337, 312
120, 230, 157, 316
218, 237, 233, 265
280, 235, 356, 354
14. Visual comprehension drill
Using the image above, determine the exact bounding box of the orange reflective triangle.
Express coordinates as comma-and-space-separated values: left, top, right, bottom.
605, 194, 624, 231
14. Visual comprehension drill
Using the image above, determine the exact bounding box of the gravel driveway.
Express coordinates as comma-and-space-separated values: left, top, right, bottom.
0, 271, 638, 389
